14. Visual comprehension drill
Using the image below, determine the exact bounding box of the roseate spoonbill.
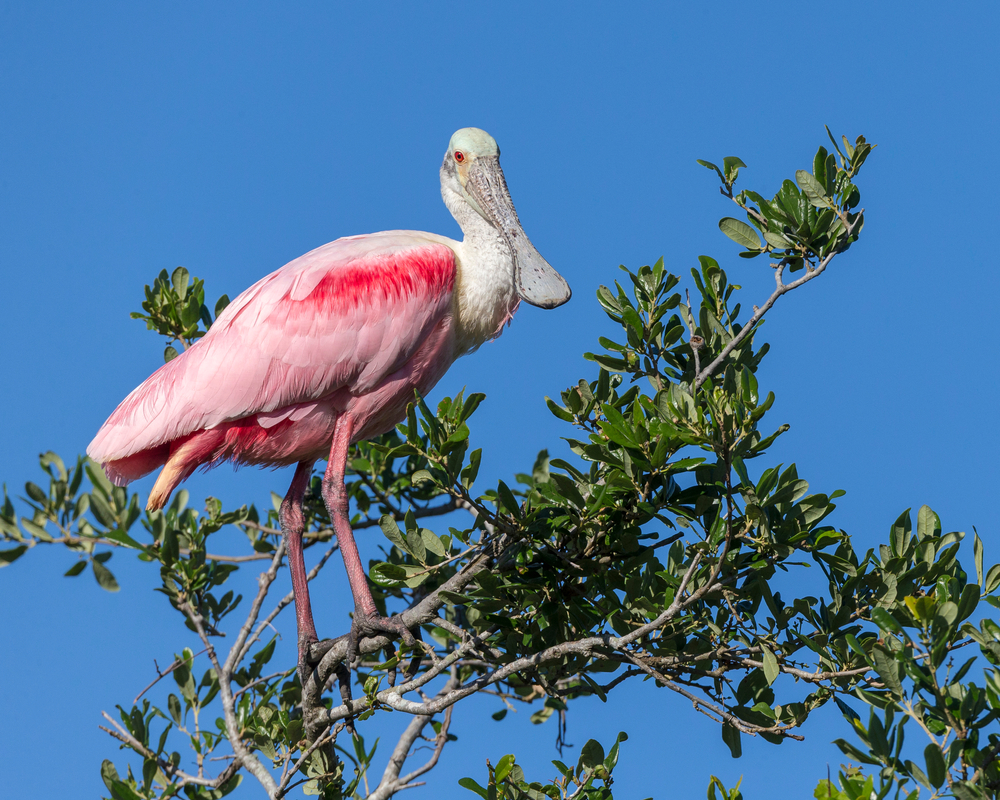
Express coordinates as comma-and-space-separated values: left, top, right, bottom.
88, 127, 571, 666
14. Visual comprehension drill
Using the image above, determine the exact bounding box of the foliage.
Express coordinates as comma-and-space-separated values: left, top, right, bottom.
458, 732, 634, 800
8, 129, 998, 800
130, 266, 231, 362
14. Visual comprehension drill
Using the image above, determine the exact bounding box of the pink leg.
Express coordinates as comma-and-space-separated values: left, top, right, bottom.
279, 461, 318, 669
322, 414, 416, 664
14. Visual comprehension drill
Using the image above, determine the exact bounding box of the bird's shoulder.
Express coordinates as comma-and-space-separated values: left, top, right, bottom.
212, 231, 460, 334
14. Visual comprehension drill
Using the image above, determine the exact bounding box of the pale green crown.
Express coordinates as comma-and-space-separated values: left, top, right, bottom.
448, 128, 499, 159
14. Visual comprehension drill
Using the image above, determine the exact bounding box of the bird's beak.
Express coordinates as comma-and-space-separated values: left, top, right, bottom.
463, 156, 572, 309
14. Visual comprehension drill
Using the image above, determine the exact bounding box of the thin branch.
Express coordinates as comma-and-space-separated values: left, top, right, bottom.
237, 544, 338, 666
275, 722, 344, 797
694, 216, 861, 389
182, 600, 278, 797
99, 711, 239, 789
133, 647, 209, 705
619, 653, 803, 740
224, 540, 287, 676
233, 669, 296, 699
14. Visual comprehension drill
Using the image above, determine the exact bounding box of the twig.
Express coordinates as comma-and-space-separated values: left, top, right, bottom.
237, 544, 338, 666
274, 721, 344, 797
133, 647, 209, 704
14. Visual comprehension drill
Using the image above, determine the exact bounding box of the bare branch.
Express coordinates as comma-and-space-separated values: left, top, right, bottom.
275, 722, 345, 797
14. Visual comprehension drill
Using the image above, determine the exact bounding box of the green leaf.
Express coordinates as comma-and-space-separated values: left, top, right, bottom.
93, 559, 120, 592
762, 230, 793, 249
696, 159, 725, 183
458, 777, 489, 798
975, 531, 985, 588
141, 758, 157, 793
719, 218, 761, 250
545, 397, 575, 423
924, 742, 946, 789
89, 491, 118, 528
0, 545, 28, 566
872, 645, 902, 698
64, 560, 87, 577
20, 517, 52, 541
171, 266, 190, 299
285, 718, 303, 746
794, 170, 833, 208
761, 645, 779, 685
405, 527, 427, 565
420, 528, 447, 558
723, 156, 746, 183
369, 562, 407, 588
985, 564, 1000, 594
871, 607, 902, 635
100, 760, 121, 792
956, 582, 980, 622
494, 754, 514, 783
168, 693, 182, 726
411, 469, 434, 486
103, 528, 147, 551
905, 760, 932, 790
379, 516, 409, 554
721, 723, 742, 758
496, 481, 521, 519
604, 731, 628, 771
916, 504, 940, 539
953, 782, 987, 800
161, 526, 178, 567
25, 481, 47, 505
579, 739, 605, 770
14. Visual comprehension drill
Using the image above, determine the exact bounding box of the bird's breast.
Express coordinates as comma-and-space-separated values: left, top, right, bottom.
451, 236, 520, 356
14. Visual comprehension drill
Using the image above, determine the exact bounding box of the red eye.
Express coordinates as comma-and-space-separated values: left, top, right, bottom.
454, 151, 466, 163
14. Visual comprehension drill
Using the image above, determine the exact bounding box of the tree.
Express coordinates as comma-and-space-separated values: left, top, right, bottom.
5, 128, 1000, 800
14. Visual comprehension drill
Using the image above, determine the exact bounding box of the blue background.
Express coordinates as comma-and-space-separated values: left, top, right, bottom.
2, 2, 998, 798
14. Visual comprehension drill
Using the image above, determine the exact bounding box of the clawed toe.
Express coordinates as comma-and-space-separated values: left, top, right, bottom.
344, 613, 424, 679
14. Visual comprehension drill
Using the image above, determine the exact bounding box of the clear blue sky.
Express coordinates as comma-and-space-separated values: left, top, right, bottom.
2, 2, 998, 798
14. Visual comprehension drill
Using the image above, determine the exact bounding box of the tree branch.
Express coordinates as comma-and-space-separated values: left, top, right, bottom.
99, 711, 240, 789
366, 671, 460, 800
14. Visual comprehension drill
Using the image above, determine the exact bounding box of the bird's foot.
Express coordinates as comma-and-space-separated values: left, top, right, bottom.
347, 612, 422, 683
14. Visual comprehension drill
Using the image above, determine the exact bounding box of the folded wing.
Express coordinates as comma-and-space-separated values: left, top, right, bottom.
88, 231, 457, 482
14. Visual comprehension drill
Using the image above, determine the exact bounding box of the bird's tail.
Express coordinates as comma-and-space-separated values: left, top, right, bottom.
146, 428, 227, 510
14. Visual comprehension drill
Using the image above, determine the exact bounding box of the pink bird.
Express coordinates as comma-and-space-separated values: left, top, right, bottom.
88, 128, 571, 665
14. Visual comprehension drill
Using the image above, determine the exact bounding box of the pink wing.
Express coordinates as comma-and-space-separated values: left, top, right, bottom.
88, 231, 457, 482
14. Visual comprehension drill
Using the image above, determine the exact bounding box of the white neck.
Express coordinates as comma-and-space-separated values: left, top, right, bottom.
443, 185, 521, 356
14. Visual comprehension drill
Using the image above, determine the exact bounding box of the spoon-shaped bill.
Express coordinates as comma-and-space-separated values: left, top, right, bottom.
465, 157, 572, 309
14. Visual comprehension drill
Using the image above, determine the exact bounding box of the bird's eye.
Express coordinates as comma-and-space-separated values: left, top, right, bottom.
454, 151, 466, 163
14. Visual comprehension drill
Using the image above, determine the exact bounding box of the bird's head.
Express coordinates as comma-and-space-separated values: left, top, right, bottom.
441, 127, 571, 309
